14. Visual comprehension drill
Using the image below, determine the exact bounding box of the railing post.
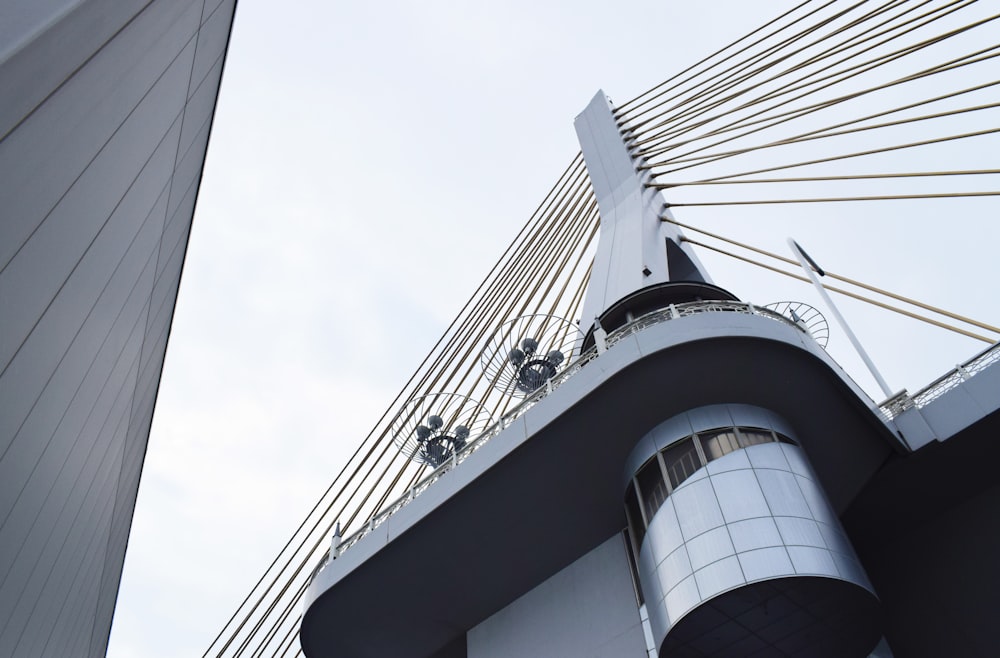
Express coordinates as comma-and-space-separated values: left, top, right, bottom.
331, 521, 342, 559
668, 303, 677, 319
593, 319, 607, 354
956, 364, 972, 381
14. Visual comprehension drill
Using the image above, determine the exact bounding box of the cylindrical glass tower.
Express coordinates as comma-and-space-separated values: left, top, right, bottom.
623, 404, 881, 657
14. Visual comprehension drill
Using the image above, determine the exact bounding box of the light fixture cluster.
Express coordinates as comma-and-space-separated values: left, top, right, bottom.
390, 393, 494, 467
481, 314, 583, 398
413, 413, 471, 467
508, 337, 566, 394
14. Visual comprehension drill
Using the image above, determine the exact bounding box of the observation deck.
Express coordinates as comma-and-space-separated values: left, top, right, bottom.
300, 301, 904, 657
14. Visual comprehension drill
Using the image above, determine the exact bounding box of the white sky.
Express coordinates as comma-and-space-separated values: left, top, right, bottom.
106, 2, 999, 656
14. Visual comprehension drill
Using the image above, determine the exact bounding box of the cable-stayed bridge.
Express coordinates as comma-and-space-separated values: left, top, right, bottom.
204, 2, 1000, 655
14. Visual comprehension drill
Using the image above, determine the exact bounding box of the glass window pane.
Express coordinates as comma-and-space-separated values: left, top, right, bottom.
637, 458, 668, 521
775, 432, 796, 445
700, 430, 740, 461
738, 428, 774, 448
662, 439, 702, 489
625, 483, 645, 547
621, 529, 645, 606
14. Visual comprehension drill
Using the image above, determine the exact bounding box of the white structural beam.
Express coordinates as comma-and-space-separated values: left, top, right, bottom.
574, 91, 712, 329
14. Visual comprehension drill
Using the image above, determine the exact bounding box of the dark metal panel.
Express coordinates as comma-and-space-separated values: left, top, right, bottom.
0, 297, 151, 589
0, 300, 148, 632
0, 177, 158, 657
1, 350, 144, 655
0, 1, 236, 654
0, 0, 200, 269
845, 410, 1000, 657
0, 119, 176, 444
0, 238, 159, 547
18, 410, 134, 658
0, 0, 150, 137
0, 44, 193, 371
0, 404, 128, 656
0, 159, 169, 495
30, 464, 121, 658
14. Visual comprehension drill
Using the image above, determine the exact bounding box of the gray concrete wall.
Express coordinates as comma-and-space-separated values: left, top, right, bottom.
467, 534, 647, 658
0, 1, 235, 655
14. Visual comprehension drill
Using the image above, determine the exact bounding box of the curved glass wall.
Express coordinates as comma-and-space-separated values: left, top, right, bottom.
623, 406, 881, 657
626, 426, 796, 549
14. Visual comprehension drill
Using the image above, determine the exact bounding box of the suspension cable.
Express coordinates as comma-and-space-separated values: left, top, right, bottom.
681, 238, 995, 343
661, 216, 1000, 335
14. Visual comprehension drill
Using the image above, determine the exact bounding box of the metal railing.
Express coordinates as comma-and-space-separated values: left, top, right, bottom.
307, 300, 806, 582
880, 341, 1000, 420
606, 301, 796, 348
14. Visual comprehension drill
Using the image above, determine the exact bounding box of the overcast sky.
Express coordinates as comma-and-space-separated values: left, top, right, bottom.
106, 2, 999, 656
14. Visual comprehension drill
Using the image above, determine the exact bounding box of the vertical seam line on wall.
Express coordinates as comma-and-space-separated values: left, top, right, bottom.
747, 458, 797, 578
704, 469, 750, 588
787, 463, 845, 579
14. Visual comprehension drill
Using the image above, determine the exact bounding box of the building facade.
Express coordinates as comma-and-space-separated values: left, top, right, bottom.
0, 2, 236, 655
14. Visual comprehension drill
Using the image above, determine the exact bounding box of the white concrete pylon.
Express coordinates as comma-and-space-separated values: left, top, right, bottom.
574, 90, 714, 330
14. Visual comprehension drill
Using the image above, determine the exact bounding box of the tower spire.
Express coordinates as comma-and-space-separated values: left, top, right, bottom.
574, 90, 731, 341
